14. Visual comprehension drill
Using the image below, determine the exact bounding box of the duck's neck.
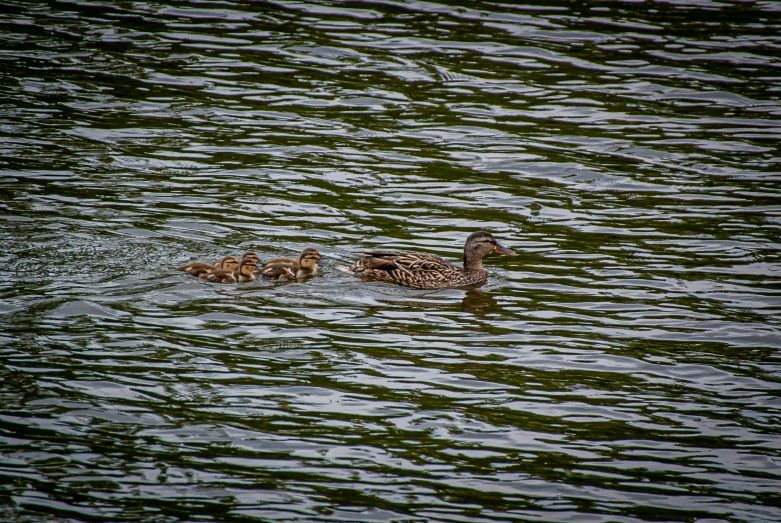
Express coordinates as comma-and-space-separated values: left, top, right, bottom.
298, 265, 317, 277
463, 251, 484, 272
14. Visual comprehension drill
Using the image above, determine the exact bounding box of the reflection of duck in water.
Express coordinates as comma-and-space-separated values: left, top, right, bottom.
374, 289, 499, 318
258, 248, 321, 280
460, 289, 498, 317
341, 231, 515, 289
177, 256, 239, 279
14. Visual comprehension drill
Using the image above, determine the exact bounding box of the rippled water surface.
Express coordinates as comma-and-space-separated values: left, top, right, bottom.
2, 1, 781, 522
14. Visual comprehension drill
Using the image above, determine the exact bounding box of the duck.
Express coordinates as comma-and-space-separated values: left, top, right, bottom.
258, 247, 321, 280
177, 256, 239, 279
341, 231, 515, 289
205, 257, 258, 284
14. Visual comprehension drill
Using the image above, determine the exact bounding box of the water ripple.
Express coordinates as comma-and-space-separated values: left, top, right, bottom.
1, 0, 780, 522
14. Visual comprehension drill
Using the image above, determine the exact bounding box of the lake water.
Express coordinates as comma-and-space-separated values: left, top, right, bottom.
1, 1, 780, 522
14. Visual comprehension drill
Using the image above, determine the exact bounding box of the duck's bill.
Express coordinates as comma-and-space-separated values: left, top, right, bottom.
493, 241, 516, 256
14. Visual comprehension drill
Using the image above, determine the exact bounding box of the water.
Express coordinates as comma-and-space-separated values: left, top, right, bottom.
1, 1, 780, 522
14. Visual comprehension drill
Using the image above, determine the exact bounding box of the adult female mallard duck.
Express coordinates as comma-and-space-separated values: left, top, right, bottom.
258, 248, 321, 280
342, 231, 515, 289
205, 257, 258, 283
177, 256, 239, 279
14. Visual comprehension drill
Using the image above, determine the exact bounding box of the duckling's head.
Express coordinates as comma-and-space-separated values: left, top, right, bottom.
463, 231, 515, 269
219, 256, 240, 271
238, 258, 258, 277
241, 251, 260, 264
298, 248, 321, 269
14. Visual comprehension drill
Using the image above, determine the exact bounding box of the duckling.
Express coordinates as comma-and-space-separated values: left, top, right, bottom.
199, 256, 239, 279
241, 251, 260, 264
236, 257, 258, 282
259, 248, 320, 280
341, 231, 515, 289
177, 256, 238, 279
204, 257, 258, 284
212, 251, 259, 266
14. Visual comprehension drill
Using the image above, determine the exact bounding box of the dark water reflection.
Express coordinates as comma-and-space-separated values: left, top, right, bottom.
1, 0, 780, 522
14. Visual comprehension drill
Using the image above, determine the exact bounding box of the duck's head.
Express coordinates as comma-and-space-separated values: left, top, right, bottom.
238, 258, 258, 277
241, 251, 260, 264
463, 231, 515, 270
219, 256, 240, 271
298, 248, 321, 269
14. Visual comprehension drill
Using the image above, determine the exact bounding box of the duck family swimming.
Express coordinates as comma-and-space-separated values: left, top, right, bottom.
176, 232, 514, 289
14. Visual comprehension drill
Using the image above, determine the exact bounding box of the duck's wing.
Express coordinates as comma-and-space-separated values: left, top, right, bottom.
353, 251, 400, 271
354, 250, 455, 272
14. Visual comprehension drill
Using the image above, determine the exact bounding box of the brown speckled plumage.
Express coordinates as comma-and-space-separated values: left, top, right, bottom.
343, 231, 515, 289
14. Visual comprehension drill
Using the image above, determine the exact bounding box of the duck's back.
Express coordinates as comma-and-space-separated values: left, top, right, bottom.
348, 250, 486, 289
259, 257, 299, 280
177, 261, 214, 277
205, 269, 237, 283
